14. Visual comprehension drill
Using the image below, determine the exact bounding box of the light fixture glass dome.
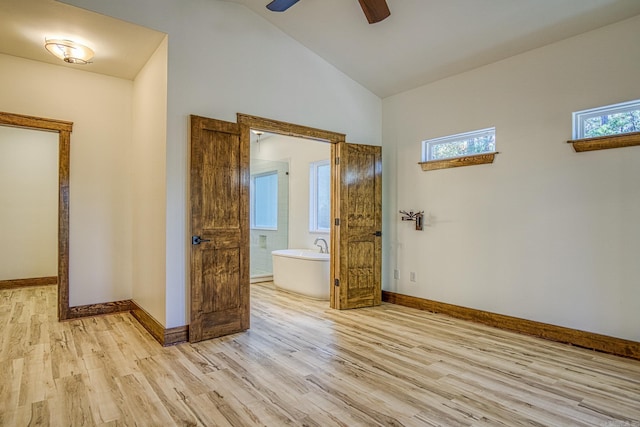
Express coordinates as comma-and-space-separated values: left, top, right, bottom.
45, 38, 94, 64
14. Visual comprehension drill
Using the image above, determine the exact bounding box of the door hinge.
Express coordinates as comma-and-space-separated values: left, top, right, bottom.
335, 218, 340, 226
334, 278, 340, 287
335, 157, 340, 165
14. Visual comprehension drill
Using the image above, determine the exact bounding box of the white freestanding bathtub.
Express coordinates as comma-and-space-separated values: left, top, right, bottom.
271, 249, 330, 300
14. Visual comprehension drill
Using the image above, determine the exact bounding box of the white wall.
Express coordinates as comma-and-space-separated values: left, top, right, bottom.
131, 36, 168, 324
0, 127, 58, 281
251, 135, 331, 251
0, 53, 134, 306
63, 0, 382, 327
383, 16, 640, 342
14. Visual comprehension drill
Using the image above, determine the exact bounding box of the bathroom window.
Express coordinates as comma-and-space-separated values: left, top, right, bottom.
573, 99, 640, 139
309, 160, 330, 233
251, 171, 278, 230
422, 127, 496, 161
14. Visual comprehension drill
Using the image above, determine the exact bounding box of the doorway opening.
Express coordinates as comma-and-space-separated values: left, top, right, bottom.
237, 114, 345, 308
248, 131, 331, 292
0, 112, 72, 321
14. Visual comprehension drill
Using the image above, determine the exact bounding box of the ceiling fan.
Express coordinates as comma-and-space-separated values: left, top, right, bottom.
266, 0, 391, 24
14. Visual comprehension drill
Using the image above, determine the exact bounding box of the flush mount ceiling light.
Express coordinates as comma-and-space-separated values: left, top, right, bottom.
44, 38, 94, 64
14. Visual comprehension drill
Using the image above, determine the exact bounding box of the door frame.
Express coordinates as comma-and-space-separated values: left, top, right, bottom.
0, 111, 72, 320
237, 114, 345, 308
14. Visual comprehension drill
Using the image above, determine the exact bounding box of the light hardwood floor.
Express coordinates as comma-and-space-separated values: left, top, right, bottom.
1, 284, 639, 426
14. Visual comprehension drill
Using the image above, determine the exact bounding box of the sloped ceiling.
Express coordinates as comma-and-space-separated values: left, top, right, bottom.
225, 0, 640, 97
1, 0, 639, 97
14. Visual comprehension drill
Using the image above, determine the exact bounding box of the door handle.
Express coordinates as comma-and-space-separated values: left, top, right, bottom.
192, 235, 211, 245
372, 231, 382, 236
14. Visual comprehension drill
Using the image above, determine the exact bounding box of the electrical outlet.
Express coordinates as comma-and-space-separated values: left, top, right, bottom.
410, 272, 416, 282
394, 269, 399, 279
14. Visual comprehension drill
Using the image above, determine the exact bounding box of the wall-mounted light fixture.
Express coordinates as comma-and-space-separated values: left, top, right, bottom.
399, 210, 424, 231
45, 38, 94, 64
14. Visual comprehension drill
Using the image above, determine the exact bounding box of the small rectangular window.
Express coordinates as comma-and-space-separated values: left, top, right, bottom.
309, 160, 330, 233
422, 127, 496, 161
251, 171, 278, 230
573, 99, 640, 139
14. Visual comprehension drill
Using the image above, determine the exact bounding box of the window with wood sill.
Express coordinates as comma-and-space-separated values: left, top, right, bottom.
569, 99, 640, 152
420, 127, 497, 171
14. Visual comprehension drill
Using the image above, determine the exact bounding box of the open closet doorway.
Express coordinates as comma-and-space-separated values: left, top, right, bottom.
0, 112, 72, 321
189, 113, 381, 343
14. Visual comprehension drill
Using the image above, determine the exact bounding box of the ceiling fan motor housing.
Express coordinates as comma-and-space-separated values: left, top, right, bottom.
266, 0, 390, 24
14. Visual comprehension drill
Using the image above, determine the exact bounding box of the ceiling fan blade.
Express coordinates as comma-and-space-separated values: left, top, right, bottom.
266, 0, 300, 12
358, 0, 390, 24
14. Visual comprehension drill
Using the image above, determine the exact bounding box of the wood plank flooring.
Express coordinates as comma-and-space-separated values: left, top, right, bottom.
1, 283, 639, 426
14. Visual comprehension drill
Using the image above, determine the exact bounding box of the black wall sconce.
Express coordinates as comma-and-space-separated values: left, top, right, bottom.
399, 210, 424, 231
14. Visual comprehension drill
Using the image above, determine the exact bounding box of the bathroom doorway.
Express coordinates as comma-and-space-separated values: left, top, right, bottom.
249, 131, 330, 284
189, 113, 381, 342
237, 113, 382, 311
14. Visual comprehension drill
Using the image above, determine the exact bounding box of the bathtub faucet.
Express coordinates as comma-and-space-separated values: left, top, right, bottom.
314, 238, 329, 254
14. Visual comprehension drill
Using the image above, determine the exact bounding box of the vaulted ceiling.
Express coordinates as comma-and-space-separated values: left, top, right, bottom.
2, 0, 640, 98
225, 0, 640, 97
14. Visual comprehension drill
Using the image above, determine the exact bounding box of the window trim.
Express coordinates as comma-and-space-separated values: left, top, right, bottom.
309, 159, 331, 234
572, 99, 640, 140
422, 127, 496, 162
250, 170, 278, 231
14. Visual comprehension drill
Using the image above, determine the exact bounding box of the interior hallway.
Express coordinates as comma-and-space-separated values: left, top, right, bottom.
1, 283, 639, 426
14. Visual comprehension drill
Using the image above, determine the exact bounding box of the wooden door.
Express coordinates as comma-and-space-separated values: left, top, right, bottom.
331, 142, 382, 309
189, 115, 249, 342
